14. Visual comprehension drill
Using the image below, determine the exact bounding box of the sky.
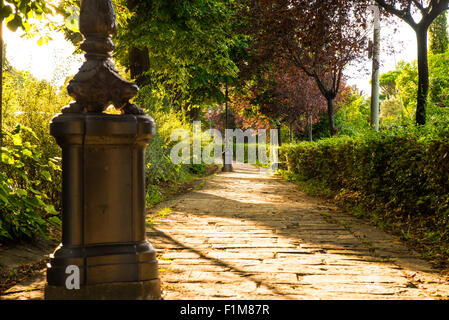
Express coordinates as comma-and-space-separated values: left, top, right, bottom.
0, 15, 428, 95
345, 18, 418, 96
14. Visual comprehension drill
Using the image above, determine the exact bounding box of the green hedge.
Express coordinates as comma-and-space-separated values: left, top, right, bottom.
280, 128, 449, 259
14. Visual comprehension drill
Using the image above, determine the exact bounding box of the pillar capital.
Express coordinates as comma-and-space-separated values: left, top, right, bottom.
65, 0, 145, 115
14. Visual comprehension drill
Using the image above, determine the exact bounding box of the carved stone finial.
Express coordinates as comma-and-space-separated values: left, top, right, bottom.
65, 0, 144, 115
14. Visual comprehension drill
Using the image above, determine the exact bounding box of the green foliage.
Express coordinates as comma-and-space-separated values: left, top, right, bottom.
309, 89, 370, 139
379, 70, 401, 99
429, 11, 449, 55
2, 68, 71, 160
394, 61, 418, 119
379, 94, 408, 126
0, 0, 58, 45
280, 126, 449, 262
113, 0, 241, 112
0, 125, 61, 242
145, 110, 193, 186
0, 66, 69, 242
429, 51, 449, 109
305, 112, 333, 141
144, 109, 210, 206
335, 89, 371, 136
379, 54, 449, 127
117, 0, 237, 76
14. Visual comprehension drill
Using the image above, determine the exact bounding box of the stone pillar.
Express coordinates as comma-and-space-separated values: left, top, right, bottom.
44, 0, 160, 300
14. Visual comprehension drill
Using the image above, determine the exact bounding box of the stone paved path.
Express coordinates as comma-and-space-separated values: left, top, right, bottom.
2, 163, 449, 300
151, 164, 449, 300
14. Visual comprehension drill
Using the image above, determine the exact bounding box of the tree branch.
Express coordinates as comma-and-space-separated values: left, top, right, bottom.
375, 0, 418, 30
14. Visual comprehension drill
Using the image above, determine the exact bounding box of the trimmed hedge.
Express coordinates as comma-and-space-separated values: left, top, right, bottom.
280, 128, 449, 260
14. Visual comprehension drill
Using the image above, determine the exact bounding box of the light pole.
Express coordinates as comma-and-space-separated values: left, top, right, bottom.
370, 2, 380, 131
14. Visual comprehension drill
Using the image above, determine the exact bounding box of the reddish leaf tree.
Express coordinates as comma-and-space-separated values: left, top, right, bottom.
231, 54, 330, 140
257, 62, 328, 140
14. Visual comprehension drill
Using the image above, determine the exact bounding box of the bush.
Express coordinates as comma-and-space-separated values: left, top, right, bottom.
0, 125, 61, 241
2, 69, 70, 161
144, 110, 210, 205
280, 126, 449, 259
0, 67, 68, 242
335, 89, 371, 136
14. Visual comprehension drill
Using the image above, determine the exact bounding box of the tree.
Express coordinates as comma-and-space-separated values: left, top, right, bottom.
259, 64, 327, 141
57, 0, 243, 120
335, 87, 371, 136
243, 0, 370, 136
374, 0, 449, 125
234, 56, 328, 141
379, 70, 401, 99
114, 0, 240, 118
0, 0, 56, 147
429, 10, 449, 54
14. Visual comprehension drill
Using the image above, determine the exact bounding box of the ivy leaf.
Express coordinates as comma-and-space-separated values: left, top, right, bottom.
48, 216, 62, 228
15, 189, 28, 197
1, 152, 15, 165
40, 170, 52, 182
44, 205, 59, 216
11, 134, 22, 146
0, 186, 10, 205
65, 6, 80, 33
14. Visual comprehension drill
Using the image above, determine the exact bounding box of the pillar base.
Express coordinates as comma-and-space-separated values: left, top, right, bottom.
222, 164, 233, 172
44, 279, 161, 300
46, 112, 160, 300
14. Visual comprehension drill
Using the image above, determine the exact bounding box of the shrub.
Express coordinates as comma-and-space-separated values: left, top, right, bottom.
2, 69, 70, 161
144, 110, 210, 205
280, 126, 449, 249
0, 125, 61, 242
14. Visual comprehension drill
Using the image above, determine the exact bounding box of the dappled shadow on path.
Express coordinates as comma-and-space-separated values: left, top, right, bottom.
148, 164, 449, 299
151, 228, 296, 299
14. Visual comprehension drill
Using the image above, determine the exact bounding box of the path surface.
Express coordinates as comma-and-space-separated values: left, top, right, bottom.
2, 163, 449, 300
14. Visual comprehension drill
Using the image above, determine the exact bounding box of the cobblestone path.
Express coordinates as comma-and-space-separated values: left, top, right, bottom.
151, 164, 449, 300
2, 163, 449, 300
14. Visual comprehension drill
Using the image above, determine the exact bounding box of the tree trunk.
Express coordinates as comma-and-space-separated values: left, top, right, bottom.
0, 21, 3, 150
327, 98, 336, 137
290, 122, 294, 142
416, 27, 429, 126
129, 47, 150, 87
187, 106, 200, 122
